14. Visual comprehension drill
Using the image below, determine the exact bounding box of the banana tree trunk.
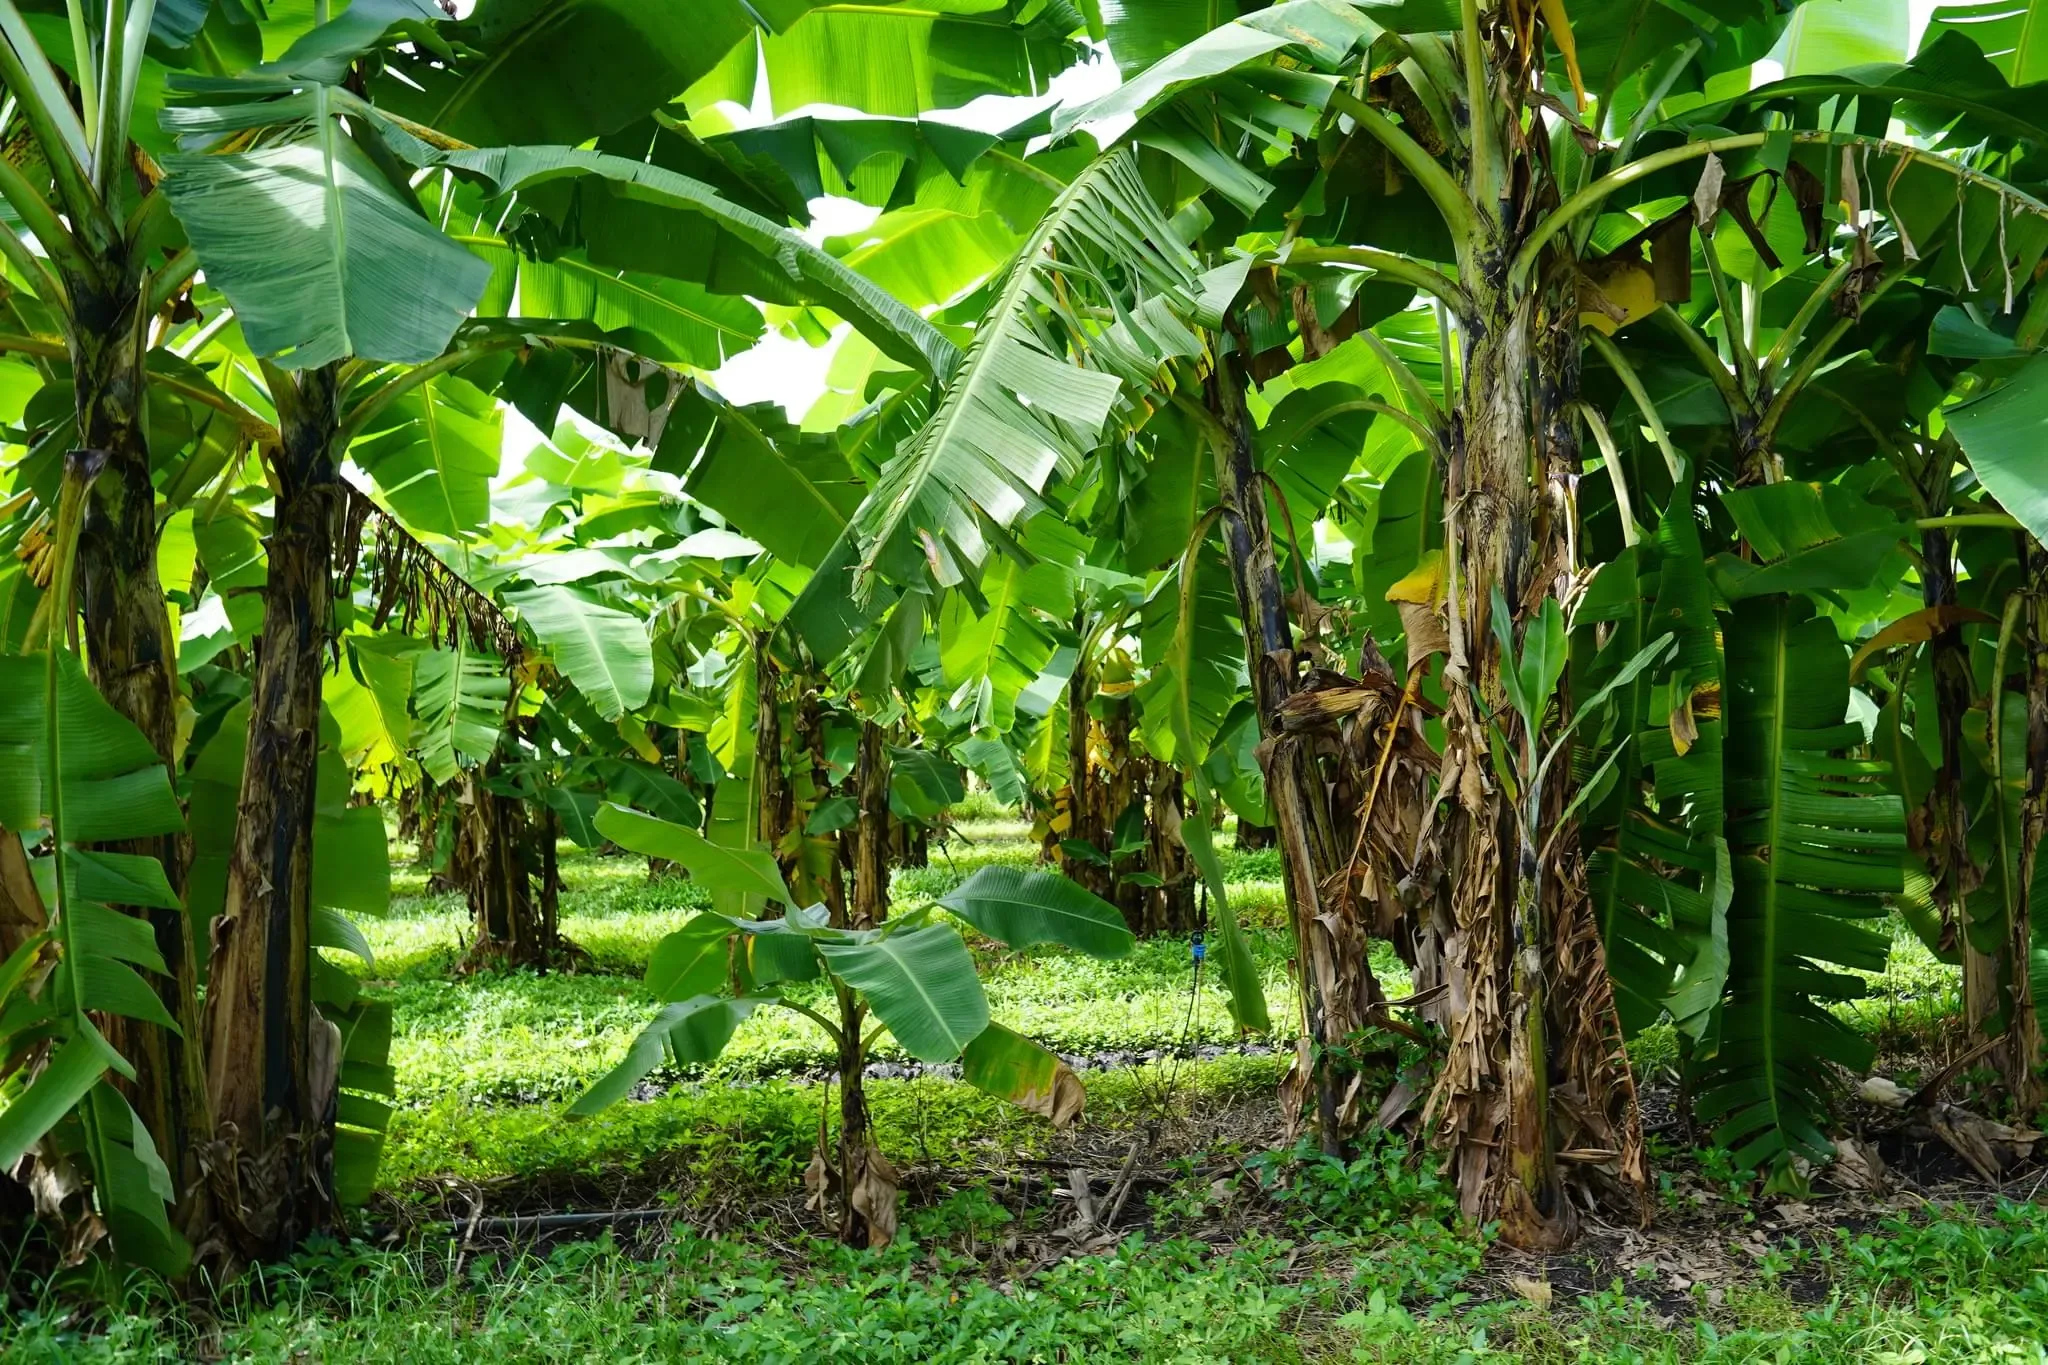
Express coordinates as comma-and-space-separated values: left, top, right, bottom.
1234, 821, 1275, 851
202, 366, 343, 1259
1060, 638, 1116, 903
1207, 344, 1383, 1153
887, 817, 929, 868
822, 720, 896, 1246
792, 683, 846, 912
2008, 558, 2048, 1110
754, 634, 790, 879
1141, 766, 1196, 938
1920, 528, 1996, 1026
853, 724, 890, 930
1424, 259, 1643, 1250
67, 274, 212, 1225
455, 763, 560, 970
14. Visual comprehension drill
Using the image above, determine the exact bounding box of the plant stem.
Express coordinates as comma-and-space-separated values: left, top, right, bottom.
1460, 0, 1496, 214
1324, 87, 1475, 243
1654, 305, 1746, 417
1585, 329, 1683, 481
1280, 244, 1470, 312
1763, 257, 1854, 381
1577, 402, 1641, 545
1917, 513, 2024, 532
1698, 231, 1755, 389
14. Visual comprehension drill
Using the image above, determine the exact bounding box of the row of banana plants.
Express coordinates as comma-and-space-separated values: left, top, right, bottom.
12, 0, 2048, 1276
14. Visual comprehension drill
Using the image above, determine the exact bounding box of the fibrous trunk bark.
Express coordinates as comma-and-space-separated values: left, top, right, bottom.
1421, 259, 1642, 1250
754, 634, 790, 879
1920, 529, 1995, 1028
1207, 346, 1384, 1152
456, 766, 563, 971
853, 724, 891, 931
1139, 768, 1196, 938
886, 816, 929, 869
824, 721, 897, 1246
1059, 640, 1194, 935
67, 269, 212, 1226
202, 365, 343, 1260
2005, 554, 2048, 1110
1059, 640, 1116, 904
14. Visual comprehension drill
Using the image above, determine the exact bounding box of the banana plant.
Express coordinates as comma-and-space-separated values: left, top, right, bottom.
1017, 0, 2048, 1234
574, 801, 1133, 1248
0, 456, 190, 1273
0, 0, 236, 1203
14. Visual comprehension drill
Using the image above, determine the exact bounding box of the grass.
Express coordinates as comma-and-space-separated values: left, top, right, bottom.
366, 821, 1356, 1109
12, 1169, 2048, 1362
6, 811, 2040, 1362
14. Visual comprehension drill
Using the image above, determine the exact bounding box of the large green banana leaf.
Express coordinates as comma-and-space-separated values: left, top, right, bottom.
847, 149, 1243, 595
411, 639, 509, 784
817, 922, 990, 1063
937, 866, 1135, 959
0, 653, 189, 1272
504, 585, 653, 723
348, 375, 502, 542
1696, 597, 1902, 1175
1582, 494, 1731, 1043
370, 136, 959, 384
161, 84, 492, 369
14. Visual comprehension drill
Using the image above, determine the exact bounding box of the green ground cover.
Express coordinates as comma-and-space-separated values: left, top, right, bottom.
6, 818, 2040, 1363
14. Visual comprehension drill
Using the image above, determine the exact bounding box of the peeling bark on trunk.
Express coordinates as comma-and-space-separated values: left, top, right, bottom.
202, 366, 342, 1261
853, 725, 891, 931
1140, 768, 1196, 938
1207, 346, 1384, 1152
755, 636, 790, 881
1421, 263, 1643, 1251
886, 817, 929, 869
1058, 648, 1194, 935
2006, 557, 2048, 1111
792, 684, 846, 913
455, 766, 564, 972
1921, 527, 1999, 1033
821, 721, 897, 1246
67, 271, 212, 1228
1059, 643, 1116, 904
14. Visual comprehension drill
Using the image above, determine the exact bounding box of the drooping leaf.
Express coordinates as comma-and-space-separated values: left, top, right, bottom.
387, 0, 825, 145
646, 918, 734, 1003
505, 585, 653, 722
665, 383, 864, 570
938, 866, 1135, 959
849, 149, 1244, 594
468, 241, 766, 368
595, 802, 794, 908
569, 995, 765, 1115
1949, 352, 2048, 545
349, 376, 503, 541
1180, 765, 1269, 1034
1694, 597, 1901, 1174
960, 1023, 1084, 1125
410, 640, 508, 784
374, 137, 959, 382
1713, 482, 1908, 603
